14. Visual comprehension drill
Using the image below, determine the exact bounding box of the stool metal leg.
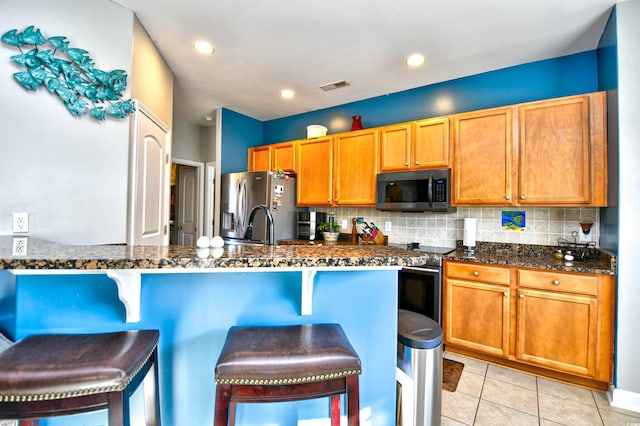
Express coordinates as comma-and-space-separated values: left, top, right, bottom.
346, 376, 360, 426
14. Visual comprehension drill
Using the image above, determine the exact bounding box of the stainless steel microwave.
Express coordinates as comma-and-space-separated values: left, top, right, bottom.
376, 169, 455, 212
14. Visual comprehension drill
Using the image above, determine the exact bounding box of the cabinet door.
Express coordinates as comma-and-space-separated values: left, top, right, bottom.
452, 107, 515, 205
379, 123, 411, 172
518, 95, 591, 205
296, 137, 333, 206
248, 145, 271, 172
272, 141, 296, 173
413, 117, 450, 169
333, 129, 378, 206
444, 278, 510, 357
516, 288, 597, 377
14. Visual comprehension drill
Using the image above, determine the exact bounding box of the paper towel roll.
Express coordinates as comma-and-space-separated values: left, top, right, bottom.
463, 218, 477, 247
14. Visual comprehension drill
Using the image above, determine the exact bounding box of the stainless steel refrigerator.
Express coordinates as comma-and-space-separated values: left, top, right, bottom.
220, 171, 298, 244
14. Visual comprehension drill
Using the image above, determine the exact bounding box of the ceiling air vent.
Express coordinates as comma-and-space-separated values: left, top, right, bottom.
319, 80, 351, 92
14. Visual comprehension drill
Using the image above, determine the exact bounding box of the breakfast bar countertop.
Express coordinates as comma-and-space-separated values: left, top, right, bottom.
0, 236, 428, 270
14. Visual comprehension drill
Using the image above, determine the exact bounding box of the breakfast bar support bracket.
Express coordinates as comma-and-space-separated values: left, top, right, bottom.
301, 269, 317, 316
106, 269, 141, 323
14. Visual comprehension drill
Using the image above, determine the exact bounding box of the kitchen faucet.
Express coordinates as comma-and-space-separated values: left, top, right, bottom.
244, 204, 275, 245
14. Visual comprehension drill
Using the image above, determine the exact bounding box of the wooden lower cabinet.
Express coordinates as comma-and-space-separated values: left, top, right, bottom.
444, 279, 510, 357
516, 288, 597, 377
443, 261, 615, 389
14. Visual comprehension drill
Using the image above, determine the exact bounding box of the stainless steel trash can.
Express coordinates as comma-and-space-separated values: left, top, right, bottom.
397, 309, 442, 426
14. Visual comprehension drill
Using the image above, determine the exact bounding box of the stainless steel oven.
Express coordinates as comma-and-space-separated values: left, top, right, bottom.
396, 243, 455, 325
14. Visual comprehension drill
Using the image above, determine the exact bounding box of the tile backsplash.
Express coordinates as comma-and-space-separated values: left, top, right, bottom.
315, 207, 600, 249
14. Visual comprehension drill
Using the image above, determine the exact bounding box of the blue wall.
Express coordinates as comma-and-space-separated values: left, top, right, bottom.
220, 108, 264, 173
597, 7, 619, 253
2, 269, 398, 426
262, 51, 599, 144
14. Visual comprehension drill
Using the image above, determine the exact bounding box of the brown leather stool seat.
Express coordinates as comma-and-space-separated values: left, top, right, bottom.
0, 330, 161, 426
214, 324, 361, 426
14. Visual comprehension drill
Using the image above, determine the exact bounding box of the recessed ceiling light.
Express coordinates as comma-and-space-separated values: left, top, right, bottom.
280, 89, 295, 99
193, 40, 214, 55
406, 53, 426, 67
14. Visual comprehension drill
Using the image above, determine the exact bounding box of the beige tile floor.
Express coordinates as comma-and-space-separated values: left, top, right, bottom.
443, 353, 640, 426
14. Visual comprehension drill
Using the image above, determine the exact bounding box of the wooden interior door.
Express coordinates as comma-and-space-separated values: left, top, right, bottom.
518, 95, 591, 204
333, 129, 378, 206
452, 107, 514, 206
130, 104, 170, 246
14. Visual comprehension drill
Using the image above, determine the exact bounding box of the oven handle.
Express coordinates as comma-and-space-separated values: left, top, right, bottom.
402, 266, 440, 274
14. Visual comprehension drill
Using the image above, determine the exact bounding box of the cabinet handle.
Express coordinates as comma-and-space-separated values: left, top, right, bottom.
505, 195, 510, 200
415, 161, 419, 165
520, 195, 526, 200
473, 271, 479, 277
406, 162, 410, 166
327, 199, 331, 203
334, 198, 338, 202
503, 292, 508, 296
553, 279, 560, 285
520, 294, 525, 299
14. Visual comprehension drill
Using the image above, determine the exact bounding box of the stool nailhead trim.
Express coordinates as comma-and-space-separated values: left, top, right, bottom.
215, 368, 362, 385
0, 342, 158, 403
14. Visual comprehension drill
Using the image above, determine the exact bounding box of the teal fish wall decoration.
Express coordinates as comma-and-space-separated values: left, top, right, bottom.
1, 25, 135, 121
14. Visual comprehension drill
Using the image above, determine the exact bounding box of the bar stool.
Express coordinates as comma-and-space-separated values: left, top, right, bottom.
0, 329, 161, 426
214, 324, 361, 426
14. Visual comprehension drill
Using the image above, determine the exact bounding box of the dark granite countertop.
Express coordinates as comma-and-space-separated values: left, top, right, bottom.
445, 241, 616, 275
0, 236, 427, 270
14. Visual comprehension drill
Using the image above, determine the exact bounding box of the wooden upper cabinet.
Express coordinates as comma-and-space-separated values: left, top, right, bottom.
453, 106, 515, 206
413, 116, 451, 169
518, 92, 606, 206
452, 91, 607, 207
379, 117, 450, 172
272, 141, 297, 173
296, 137, 333, 206
247, 145, 271, 172
379, 123, 412, 172
333, 128, 378, 206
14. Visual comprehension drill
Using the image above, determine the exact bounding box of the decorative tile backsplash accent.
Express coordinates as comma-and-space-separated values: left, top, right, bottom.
316, 207, 600, 249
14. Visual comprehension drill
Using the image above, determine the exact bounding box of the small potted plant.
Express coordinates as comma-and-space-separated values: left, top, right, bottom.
318, 220, 340, 243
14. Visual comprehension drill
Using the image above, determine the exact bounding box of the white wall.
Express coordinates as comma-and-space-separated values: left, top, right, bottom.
613, 0, 640, 398
0, 0, 134, 244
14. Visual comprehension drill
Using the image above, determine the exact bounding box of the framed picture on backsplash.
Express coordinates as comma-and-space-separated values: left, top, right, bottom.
502, 211, 526, 231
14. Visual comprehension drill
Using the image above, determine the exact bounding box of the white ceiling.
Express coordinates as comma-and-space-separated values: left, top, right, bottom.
112, 0, 616, 125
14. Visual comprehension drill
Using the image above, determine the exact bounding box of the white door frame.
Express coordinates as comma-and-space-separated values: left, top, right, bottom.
172, 158, 205, 242
127, 101, 171, 246
204, 162, 216, 238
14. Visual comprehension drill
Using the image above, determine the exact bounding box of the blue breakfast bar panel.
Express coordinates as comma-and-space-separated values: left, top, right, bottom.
2, 268, 399, 426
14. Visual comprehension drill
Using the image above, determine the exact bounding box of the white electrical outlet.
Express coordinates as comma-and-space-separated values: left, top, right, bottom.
13, 212, 29, 233
12, 237, 28, 256
385, 221, 392, 232
341, 219, 348, 230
